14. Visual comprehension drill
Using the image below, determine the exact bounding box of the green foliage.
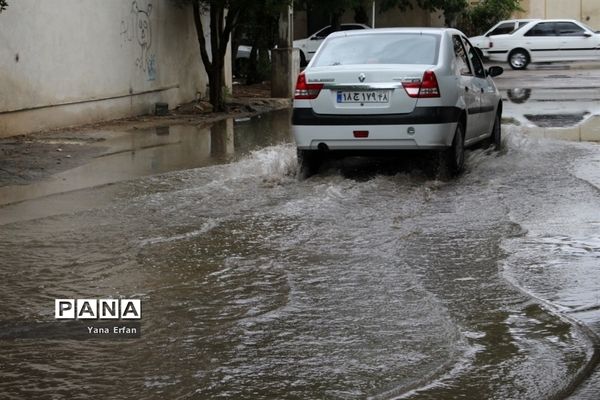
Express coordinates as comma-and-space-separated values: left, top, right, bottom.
0, 0, 7, 13
418, 0, 468, 27
233, 0, 286, 84
301, 0, 361, 17
459, 0, 523, 36
176, 0, 289, 110
296, 0, 477, 29
376, 0, 520, 30
376, 0, 470, 27
378, 0, 413, 14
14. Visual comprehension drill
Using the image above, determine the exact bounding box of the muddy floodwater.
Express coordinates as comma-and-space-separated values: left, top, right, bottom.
1, 99, 600, 399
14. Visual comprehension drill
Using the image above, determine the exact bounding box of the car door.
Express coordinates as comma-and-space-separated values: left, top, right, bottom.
463, 37, 497, 139
555, 21, 598, 60
522, 22, 559, 61
452, 35, 481, 141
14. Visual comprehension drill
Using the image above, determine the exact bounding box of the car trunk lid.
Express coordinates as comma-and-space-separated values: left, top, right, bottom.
304, 65, 433, 115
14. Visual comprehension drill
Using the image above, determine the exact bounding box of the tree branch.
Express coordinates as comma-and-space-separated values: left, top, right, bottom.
209, 6, 220, 69
218, 7, 241, 62
193, 2, 213, 74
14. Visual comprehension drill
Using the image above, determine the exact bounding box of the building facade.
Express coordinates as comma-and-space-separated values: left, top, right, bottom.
516, 0, 600, 29
0, 1, 226, 137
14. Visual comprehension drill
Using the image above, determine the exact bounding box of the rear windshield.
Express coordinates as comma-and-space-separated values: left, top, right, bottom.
312, 33, 440, 67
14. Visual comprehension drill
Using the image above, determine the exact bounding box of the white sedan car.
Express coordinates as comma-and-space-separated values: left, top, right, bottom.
487, 19, 600, 69
293, 23, 370, 66
469, 19, 537, 58
292, 28, 504, 177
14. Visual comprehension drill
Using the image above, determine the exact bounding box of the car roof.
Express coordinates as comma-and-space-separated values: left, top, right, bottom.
504, 18, 539, 22
521, 18, 587, 24
320, 23, 371, 29
328, 27, 461, 38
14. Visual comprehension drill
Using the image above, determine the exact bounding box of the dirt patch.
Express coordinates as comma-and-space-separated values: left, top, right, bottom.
232, 82, 272, 98
0, 83, 290, 188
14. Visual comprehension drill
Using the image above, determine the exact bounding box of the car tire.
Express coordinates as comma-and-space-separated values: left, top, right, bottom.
489, 112, 502, 150
297, 149, 321, 179
508, 49, 530, 70
442, 122, 465, 176
299, 51, 307, 68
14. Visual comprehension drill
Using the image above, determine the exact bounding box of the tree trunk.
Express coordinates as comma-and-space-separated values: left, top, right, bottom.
246, 36, 260, 84
330, 12, 341, 32
208, 66, 224, 111
192, 2, 236, 112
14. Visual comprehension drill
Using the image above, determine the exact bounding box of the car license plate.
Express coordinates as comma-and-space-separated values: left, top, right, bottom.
337, 90, 390, 103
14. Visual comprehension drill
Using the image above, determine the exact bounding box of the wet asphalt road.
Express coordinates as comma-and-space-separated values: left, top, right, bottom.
1, 67, 600, 399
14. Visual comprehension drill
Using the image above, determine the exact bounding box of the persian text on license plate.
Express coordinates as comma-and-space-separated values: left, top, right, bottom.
337, 91, 390, 103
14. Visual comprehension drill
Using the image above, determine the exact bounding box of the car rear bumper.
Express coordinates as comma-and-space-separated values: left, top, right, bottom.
293, 123, 458, 150
292, 107, 459, 150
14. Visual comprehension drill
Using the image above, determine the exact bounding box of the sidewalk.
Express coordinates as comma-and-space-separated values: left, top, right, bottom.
0, 83, 291, 188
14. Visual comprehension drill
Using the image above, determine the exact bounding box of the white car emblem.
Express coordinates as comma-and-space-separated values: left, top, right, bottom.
358, 73, 366, 82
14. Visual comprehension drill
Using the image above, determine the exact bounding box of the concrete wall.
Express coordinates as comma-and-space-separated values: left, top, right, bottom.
516, 0, 600, 29
0, 0, 228, 137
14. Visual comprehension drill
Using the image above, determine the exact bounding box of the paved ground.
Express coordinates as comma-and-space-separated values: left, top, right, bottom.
1, 63, 599, 188
490, 61, 600, 89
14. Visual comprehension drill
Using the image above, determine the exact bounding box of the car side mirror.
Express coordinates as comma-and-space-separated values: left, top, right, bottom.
584, 32, 592, 38
487, 66, 504, 77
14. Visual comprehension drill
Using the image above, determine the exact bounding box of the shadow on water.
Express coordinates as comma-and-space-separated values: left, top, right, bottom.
317, 151, 441, 182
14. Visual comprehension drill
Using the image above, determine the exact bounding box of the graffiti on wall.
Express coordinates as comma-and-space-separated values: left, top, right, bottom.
120, 1, 156, 81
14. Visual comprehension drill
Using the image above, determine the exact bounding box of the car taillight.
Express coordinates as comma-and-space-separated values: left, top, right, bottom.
402, 70, 440, 98
294, 73, 323, 100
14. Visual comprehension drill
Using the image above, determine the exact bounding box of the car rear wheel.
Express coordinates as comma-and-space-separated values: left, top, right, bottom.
299, 51, 307, 68
508, 49, 530, 70
297, 149, 321, 179
490, 112, 502, 150
442, 123, 465, 176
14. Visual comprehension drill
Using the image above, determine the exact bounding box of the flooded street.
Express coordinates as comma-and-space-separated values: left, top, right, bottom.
1, 95, 600, 399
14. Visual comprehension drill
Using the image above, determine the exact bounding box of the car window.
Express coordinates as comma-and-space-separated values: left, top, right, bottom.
452, 35, 471, 76
487, 22, 516, 36
517, 21, 529, 29
556, 22, 586, 36
524, 22, 556, 36
314, 26, 332, 39
312, 33, 440, 66
462, 37, 485, 78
